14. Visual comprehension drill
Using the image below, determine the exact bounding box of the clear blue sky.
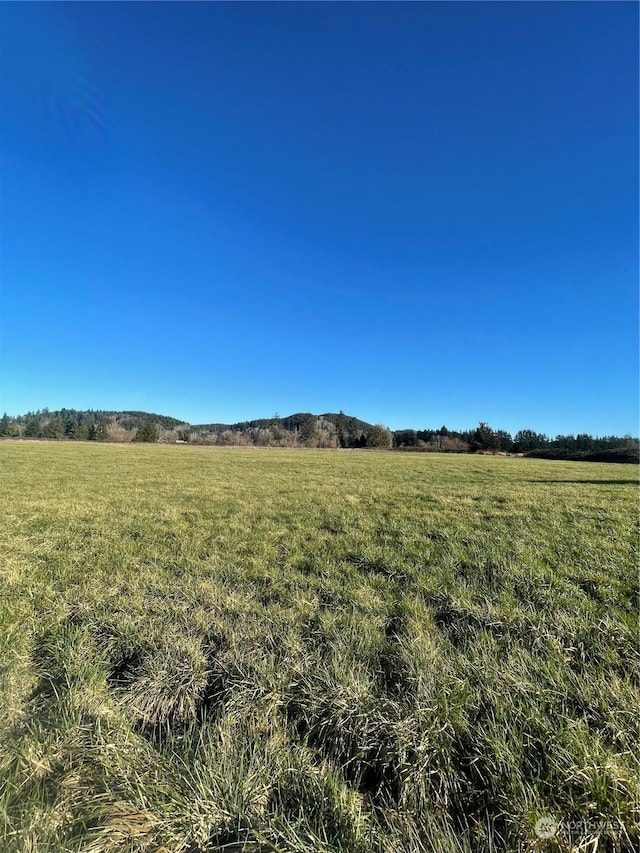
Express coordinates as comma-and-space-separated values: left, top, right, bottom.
1, 2, 637, 435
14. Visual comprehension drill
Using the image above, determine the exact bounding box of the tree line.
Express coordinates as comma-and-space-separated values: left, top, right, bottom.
0, 409, 183, 444
392, 422, 638, 461
1, 408, 637, 462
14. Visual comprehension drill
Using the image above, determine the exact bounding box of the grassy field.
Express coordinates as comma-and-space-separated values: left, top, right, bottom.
0, 442, 638, 853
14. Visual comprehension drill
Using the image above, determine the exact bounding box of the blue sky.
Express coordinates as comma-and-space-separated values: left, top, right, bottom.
1, 2, 637, 435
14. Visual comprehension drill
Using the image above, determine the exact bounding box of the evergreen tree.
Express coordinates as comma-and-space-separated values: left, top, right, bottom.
43, 418, 64, 439
472, 422, 499, 452
495, 430, 513, 452
271, 414, 285, 445
74, 423, 90, 441
394, 429, 418, 447
87, 419, 108, 441
24, 417, 40, 437
513, 430, 548, 453
299, 415, 317, 446
133, 422, 159, 443
346, 417, 363, 448
336, 411, 348, 448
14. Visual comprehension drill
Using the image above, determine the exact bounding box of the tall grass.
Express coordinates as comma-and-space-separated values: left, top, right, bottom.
0, 443, 638, 851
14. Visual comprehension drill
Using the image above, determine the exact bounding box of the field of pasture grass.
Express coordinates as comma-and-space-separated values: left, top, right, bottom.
0, 441, 638, 852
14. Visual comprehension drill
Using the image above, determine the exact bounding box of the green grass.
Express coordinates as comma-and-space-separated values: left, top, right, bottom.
0, 442, 638, 852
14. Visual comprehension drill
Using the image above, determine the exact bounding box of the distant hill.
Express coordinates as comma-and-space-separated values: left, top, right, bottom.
192, 412, 374, 434
0, 408, 188, 442
319, 413, 374, 433
102, 410, 187, 430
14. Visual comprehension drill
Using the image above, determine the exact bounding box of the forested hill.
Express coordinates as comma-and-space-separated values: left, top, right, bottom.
1, 408, 638, 462
0, 409, 188, 442
193, 413, 373, 436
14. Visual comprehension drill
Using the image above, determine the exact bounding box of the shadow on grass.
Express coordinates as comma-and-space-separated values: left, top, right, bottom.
525, 479, 638, 485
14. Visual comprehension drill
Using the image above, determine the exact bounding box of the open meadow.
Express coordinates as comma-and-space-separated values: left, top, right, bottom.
0, 442, 638, 852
